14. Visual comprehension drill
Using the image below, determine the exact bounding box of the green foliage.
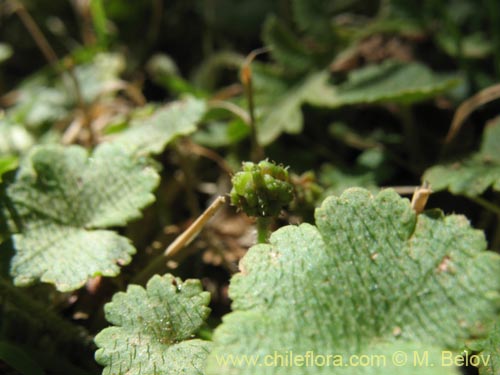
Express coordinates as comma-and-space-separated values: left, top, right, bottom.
5, 53, 124, 131
262, 16, 315, 74
0, 156, 18, 182
6, 144, 159, 291
253, 69, 326, 145
254, 61, 459, 145
0, 121, 35, 156
308, 61, 460, 108
206, 188, 500, 374
230, 160, 294, 217
1, 1, 500, 374
112, 97, 206, 155
475, 326, 500, 374
95, 274, 211, 375
319, 148, 392, 197
424, 117, 500, 196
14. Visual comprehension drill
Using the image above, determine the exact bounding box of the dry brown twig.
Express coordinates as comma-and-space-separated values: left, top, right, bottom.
165, 196, 227, 257
411, 182, 432, 214
445, 83, 500, 144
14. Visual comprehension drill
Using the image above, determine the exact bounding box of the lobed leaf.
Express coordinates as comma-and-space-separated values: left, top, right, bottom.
424, 117, 500, 196
254, 70, 327, 145
262, 16, 315, 74
255, 61, 458, 145
112, 97, 207, 155
206, 188, 500, 374
308, 60, 460, 108
7, 143, 159, 291
95, 274, 212, 375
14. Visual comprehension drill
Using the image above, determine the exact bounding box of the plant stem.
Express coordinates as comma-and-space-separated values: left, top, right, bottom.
241, 48, 268, 162
132, 196, 227, 285
467, 195, 500, 216
398, 104, 420, 169
256, 217, 272, 243
165, 196, 226, 256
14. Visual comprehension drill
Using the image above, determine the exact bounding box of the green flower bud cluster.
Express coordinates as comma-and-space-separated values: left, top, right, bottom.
230, 160, 294, 217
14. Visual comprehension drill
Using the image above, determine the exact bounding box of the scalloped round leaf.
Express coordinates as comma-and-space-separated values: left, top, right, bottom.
7, 143, 159, 291
424, 117, 500, 196
95, 274, 211, 375
206, 188, 500, 374
112, 97, 206, 155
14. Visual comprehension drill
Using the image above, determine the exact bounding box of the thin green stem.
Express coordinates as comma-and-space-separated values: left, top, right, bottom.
256, 217, 272, 244
241, 48, 268, 162
399, 104, 420, 169
467, 195, 500, 216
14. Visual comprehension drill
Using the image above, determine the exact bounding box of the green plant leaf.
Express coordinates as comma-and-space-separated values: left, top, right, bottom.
90, 0, 110, 47
0, 156, 18, 182
254, 61, 458, 145
206, 188, 500, 374
6, 143, 159, 291
262, 16, 315, 73
74, 53, 125, 103
0, 120, 35, 155
424, 117, 500, 196
476, 325, 500, 374
112, 97, 207, 155
254, 70, 327, 145
319, 148, 392, 197
291, 0, 335, 42
308, 60, 460, 108
95, 274, 212, 375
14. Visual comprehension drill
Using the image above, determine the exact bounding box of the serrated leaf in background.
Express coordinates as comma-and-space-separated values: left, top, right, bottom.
206, 188, 500, 374
262, 16, 315, 74
112, 97, 206, 155
424, 117, 500, 196
308, 60, 460, 108
95, 274, 211, 375
291, 0, 336, 42
6, 143, 159, 291
6, 53, 125, 130
254, 61, 459, 145
254, 70, 327, 145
